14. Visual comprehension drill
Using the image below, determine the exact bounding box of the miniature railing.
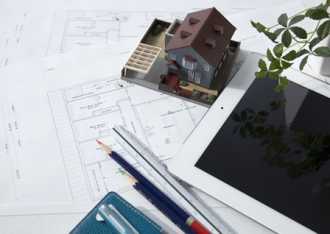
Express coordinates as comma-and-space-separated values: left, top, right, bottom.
124, 43, 161, 74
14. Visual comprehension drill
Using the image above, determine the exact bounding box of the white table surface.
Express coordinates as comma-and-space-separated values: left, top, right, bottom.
0, 0, 324, 233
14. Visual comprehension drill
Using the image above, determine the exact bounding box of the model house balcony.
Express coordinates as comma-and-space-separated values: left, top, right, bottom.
123, 43, 161, 74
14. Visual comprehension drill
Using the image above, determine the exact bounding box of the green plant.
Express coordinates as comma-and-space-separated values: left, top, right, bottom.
251, 0, 330, 91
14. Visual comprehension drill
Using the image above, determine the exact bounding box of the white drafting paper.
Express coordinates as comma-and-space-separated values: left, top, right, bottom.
227, 0, 304, 53
45, 8, 250, 56
0, 3, 299, 233
46, 10, 186, 55
0, 12, 30, 68
0, 9, 56, 68
0, 0, 251, 71
0, 48, 208, 215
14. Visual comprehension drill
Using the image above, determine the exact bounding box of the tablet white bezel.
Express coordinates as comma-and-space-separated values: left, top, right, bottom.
169, 52, 315, 234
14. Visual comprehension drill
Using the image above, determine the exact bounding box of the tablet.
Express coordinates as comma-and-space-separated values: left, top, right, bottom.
169, 52, 330, 234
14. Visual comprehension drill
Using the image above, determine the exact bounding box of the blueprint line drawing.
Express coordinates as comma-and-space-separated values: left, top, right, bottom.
48, 75, 207, 201
47, 10, 192, 55
0, 12, 28, 68
0, 8, 218, 215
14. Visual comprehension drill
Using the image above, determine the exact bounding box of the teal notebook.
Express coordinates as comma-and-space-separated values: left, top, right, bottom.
70, 192, 163, 234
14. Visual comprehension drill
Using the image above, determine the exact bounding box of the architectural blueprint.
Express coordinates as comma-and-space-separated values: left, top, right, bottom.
0, 49, 208, 215
0, 9, 212, 216
0, 10, 189, 67
0, 9, 55, 68
0, 12, 28, 68
44, 7, 265, 55
46, 10, 191, 55
48, 76, 207, 201
0, 1, 317, 233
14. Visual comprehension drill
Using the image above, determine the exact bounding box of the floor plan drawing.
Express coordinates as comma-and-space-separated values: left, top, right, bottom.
47, 10, 190, 55
48, 75, 208, 201
0, 43, 207, 215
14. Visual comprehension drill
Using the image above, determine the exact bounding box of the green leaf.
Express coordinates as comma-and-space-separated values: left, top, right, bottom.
267, 49, 276, 61
309, 37, 322, 50
264, 31, 277, 42
306, 8, 329, 20
255, 71, 268, 79
274, 86, 281, 92
281, 60, 292, 69
273, 28, 286, 37
289, 15, 305, 26
282, 30, 292, 47
251, 21, 266, 32
317, 20, 330, 39
279, 76, 289, 86
314, 3, 328, 10
273, 44, 284, 57
327, 0, 330, 6
268, 70, 282, 80
258, 59, 267, 70
314, 47, 330, 57
296, 49, 309, 58
269, 59, 281, 70
275, 76, 289, 92
268, 71, 279, 80
290, 27, 307, 39
278, 13, 288, 27
275, 85, 283, 92
282, 50, 297, 60
299, 56, 309, 70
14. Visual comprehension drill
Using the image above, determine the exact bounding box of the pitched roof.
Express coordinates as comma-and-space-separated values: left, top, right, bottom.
165, 7, 236, 67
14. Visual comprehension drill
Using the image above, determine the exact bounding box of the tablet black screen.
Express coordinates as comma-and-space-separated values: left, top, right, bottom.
195, 77, 330, 233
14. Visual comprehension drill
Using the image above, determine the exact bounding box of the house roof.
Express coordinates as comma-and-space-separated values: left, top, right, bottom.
165, 7, 236, 67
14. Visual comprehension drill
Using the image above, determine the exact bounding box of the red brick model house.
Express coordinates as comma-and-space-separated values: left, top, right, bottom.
165, 7, 236, 88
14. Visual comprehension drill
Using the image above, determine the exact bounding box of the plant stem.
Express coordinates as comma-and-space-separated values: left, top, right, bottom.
281, 21, 321, 56
266, 8, 309, 30
296, 21, 320, 52
292, 37, 306, 43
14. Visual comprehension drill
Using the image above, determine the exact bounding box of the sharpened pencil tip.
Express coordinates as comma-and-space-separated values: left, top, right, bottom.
96, 140, 112, 155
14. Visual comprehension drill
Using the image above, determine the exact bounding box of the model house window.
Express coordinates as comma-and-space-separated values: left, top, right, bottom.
187, 70, 194, 82
187, 70, 201, 84
194, 71, 201, 84
204, 64, 210, 72
182, 55, 197, 70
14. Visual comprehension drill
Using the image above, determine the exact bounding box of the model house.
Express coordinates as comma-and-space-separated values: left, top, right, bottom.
165, 7, 236, 88
121, 8, 239, 106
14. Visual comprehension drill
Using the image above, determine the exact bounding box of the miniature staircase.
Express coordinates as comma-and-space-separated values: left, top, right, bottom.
124, 43, 161, 74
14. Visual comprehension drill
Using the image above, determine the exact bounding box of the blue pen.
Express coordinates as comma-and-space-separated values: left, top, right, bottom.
133, 181, 194, 234
96, 140, 195, 233
97, 140, 188, 218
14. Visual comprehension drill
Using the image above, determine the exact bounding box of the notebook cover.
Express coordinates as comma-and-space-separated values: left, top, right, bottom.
70, 192, 163, 234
